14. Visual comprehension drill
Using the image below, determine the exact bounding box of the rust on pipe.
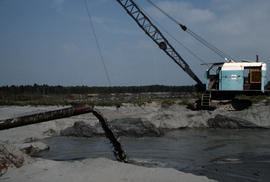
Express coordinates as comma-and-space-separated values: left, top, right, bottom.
0, 105, 93, 130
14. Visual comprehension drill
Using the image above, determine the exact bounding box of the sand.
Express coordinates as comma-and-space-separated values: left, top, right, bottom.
1, 102, 269, 182
1, 157, 215, 182
1, 102, 270, 143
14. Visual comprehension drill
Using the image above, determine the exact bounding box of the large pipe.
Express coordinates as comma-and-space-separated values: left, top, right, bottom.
92, 110, 127, 162
0, 105, 93, 130
0, 105, 128, 162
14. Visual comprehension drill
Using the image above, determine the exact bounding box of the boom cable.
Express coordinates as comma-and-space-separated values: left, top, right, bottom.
84, 0, 112, 86
146, 0, 233, 61
140, 6, 207, 65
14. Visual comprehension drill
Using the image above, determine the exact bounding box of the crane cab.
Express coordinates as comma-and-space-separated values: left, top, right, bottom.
206, 61, 267, 93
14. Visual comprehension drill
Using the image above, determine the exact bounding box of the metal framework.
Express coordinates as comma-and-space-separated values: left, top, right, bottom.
116, 0, 203, 87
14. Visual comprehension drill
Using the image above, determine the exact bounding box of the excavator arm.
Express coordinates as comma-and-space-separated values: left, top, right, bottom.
116, 0, 204, 88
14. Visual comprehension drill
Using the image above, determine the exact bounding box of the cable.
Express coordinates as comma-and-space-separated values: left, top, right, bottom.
141, 6, 207, 65
146, 0, 233, 61
186, 29, 232, 60
146, 0, 180, 26
84, 0, 112, 86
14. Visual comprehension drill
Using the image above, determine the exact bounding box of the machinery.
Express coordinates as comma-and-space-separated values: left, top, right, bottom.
115, 0, 268, 108
1, 1, 268, 164
206, 61, 267, 93
116, 0, 204, 89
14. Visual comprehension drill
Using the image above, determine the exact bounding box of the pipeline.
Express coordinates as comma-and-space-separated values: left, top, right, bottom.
92, 110, 127, 162
0, 105, 128, 163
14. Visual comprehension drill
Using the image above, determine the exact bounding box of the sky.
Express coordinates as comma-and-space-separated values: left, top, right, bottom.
0, 0, 269, 86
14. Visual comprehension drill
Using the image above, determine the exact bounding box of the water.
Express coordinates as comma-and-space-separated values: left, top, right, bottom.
37, 129, 270, 182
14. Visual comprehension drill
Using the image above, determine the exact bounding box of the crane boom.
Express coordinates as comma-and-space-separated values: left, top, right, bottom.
116, 0, 204, 87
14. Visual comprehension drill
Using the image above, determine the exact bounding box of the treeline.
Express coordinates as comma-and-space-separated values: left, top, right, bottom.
0, 84, 195, 95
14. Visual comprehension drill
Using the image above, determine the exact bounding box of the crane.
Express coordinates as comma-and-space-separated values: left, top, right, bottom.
115, 0, 268, 108
116, 0, 204, 89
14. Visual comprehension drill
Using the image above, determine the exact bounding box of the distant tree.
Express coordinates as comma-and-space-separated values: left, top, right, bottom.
0, 84, 196, 95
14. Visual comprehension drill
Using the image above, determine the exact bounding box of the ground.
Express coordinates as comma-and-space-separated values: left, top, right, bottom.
1, 100, 270, 182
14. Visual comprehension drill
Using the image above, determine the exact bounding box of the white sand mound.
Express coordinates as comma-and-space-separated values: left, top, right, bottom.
1, 158, 216, 182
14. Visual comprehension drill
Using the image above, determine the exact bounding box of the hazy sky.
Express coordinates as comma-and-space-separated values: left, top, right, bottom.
0, 0, 269, 86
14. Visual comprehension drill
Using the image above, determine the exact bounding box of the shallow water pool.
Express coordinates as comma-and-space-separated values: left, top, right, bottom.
37, 129, 270, 182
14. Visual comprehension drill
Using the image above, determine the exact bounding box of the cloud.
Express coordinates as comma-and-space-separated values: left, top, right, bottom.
52, 0, 65, 13
54, 0, 65, 4
146, 1, 216, 24
206, 0, 270, 61
1, 0, 269, 86
143, 0, 270, 63
90, 16, 139, 36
